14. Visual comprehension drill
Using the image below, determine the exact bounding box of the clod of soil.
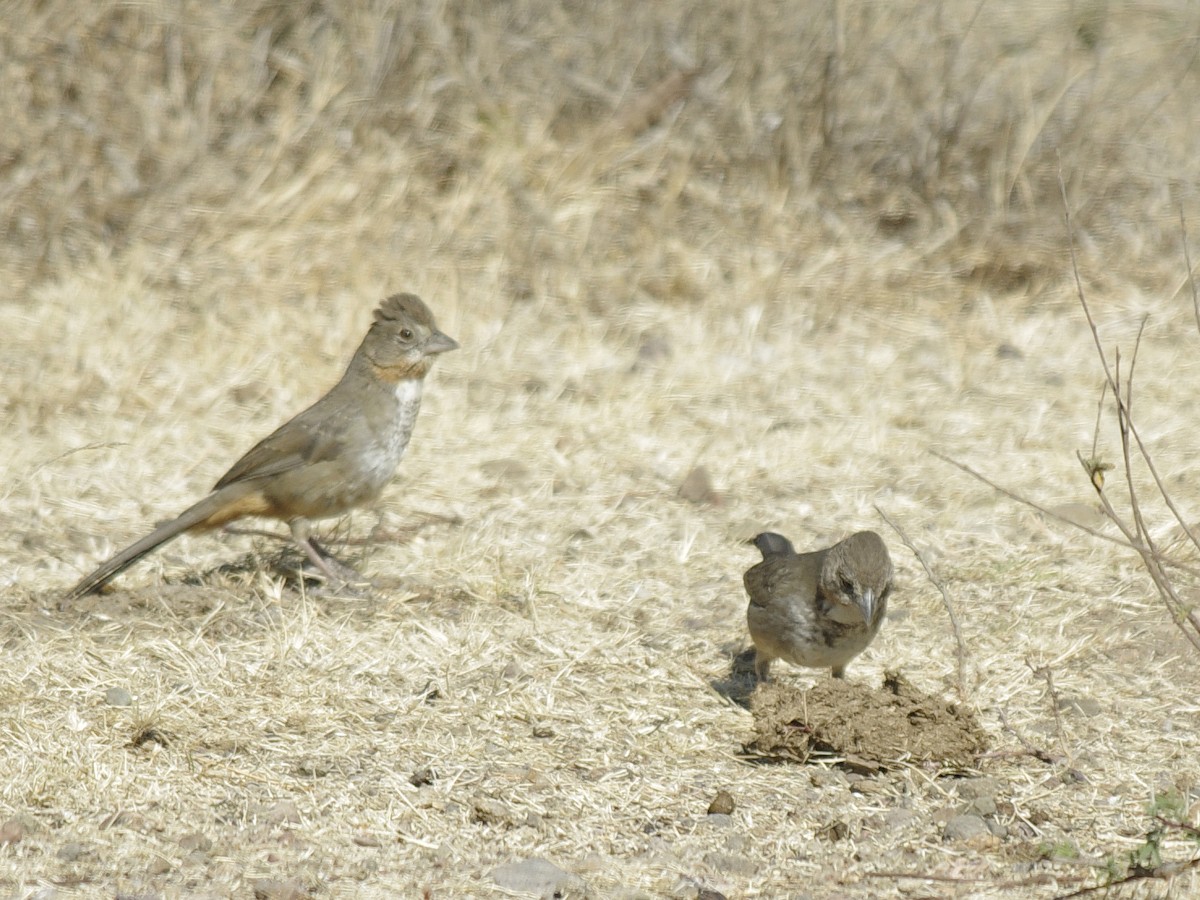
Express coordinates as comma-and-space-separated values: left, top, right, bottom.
746, 671, 986, 770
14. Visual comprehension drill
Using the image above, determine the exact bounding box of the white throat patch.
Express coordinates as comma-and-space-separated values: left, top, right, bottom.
394, 378, 424, 406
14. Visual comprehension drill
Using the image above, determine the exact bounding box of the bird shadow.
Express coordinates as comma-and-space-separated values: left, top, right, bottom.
710, 646, 761, 709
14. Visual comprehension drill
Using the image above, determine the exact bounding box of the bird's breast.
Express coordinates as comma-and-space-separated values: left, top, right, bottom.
360, 378, 424, 480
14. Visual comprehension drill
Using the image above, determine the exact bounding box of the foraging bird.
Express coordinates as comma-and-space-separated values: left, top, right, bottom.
65, 293, 457, 601
744, 530, 892, 680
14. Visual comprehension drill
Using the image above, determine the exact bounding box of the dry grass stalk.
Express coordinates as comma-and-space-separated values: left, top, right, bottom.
1060, 174, 1200, 656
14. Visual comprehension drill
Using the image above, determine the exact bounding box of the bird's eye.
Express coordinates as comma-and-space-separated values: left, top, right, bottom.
400, 328, 414, 341
840, 577, 854, 594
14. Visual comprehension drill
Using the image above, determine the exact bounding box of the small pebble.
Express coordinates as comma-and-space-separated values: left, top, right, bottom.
0, 819, 24, 845
265, 800, 301, 825
881, 808, 918, 832
471, 797, 513, 826
147, 856, 172, 876
1057, 695, 1103, 717
702, 850, 759, 878
177, 832, 211, 852
679, 466, 721, 505
707, 790, 735, 816
57, 841, 87, 862
943, 814, 990, 843
492, 858, 582, 895
252, 878, 308, 900
105, 687, 133, 708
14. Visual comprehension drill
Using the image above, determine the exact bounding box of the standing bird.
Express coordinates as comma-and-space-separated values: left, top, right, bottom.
744, 530, 892, 681
65, 293, 457, 601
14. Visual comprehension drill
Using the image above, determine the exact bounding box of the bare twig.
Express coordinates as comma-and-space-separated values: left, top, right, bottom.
1182, 206, 1200, 337
994, 707, 1060, 766
4, 441, 128, 505
1027, 659, 1073, 767
1083, 381, 1108, 486
943, 169, 1200, 657
874, 505, 969, 700
930, 451, 1200, 580
1052, 856, 1200, 899
1156, 816, 1200, 841
1058, 169, 1200, 650
865, 870, 1081, 889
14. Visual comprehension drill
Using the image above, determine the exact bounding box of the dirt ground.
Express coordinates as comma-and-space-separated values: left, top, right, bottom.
4, 2, 1200, 898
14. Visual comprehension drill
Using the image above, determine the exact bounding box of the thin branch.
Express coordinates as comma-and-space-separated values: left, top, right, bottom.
4, 441, 127, 505
1058, 161, 1117, 391
1182, 206, 1200, 337
1054, 169, 1200, 650
1089, 382, 1106, 470
1061, 176, 1200, 558
1052, 856, 1200, 899
930, 451, 1200, 579
1107, 337, 1200, 557
1062, 244, 1200, 645
874, 505, 969, 701
1027, 659, 1073, 767
864, 870, 1082, 889
994, 707, 1060, 766
1155, 815, 1200, 841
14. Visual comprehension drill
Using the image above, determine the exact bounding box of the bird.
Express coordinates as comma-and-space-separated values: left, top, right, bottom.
64, 292, 458, 601
743, 530, 892, 681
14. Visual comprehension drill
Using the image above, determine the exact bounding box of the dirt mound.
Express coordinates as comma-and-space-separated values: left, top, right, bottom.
746, 672, 986, 771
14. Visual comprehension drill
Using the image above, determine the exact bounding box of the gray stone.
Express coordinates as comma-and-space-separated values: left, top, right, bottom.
492, 858, 585, 898
962, 795, 997, 817
471, 796, 513, 826
881, 808, 918, 832
177, 831, 211, 852
702, 850, 759, 877
1058, 695, 1103, 717
943, 814, 990, 843
264, 800, 301, 825
57, 841, 87, 862
252, 879, 308, 900
953, 777, 1001, 800
147, 856, 172, 876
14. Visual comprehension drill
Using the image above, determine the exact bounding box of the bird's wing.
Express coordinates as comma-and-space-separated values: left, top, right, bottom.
745, 550, 823, 607
214, 400, 349, 489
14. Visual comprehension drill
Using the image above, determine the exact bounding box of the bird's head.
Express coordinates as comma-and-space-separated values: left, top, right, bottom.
360, 293, 458, 380
819, 530, 893, 624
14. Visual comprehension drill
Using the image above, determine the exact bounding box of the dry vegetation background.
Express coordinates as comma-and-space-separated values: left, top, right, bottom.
3, 0, 1200, 897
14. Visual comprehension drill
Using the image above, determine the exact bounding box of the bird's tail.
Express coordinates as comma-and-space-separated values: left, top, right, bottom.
63, 486, 253, 603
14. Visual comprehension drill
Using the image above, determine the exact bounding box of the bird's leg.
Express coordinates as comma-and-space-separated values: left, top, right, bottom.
289, 519, 338, 582
831, 665, 847, 679
287, 517, 367, 587
306, 538, 338, 561
754, 652, 773, 683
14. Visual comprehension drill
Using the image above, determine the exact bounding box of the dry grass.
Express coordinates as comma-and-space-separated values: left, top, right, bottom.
4, 0, 1200, 897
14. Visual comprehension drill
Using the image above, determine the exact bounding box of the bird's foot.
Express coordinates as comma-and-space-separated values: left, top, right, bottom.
298, 543, 374, 596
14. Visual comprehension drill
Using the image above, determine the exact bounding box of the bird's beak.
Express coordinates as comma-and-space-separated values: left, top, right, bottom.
425, 330, 459, 355
857, 588, 875, 623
